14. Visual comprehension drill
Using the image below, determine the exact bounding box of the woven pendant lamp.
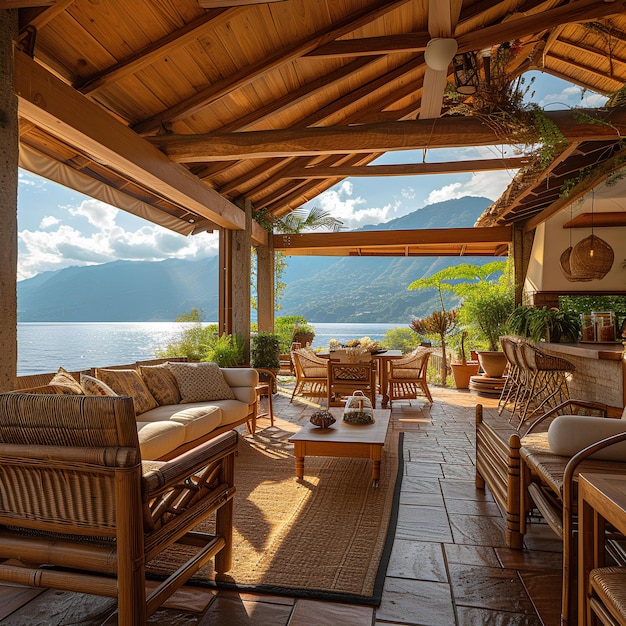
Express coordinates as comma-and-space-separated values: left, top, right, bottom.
570, 234, 614, 279
560, 246, 592, 282
569, 190, 614, 280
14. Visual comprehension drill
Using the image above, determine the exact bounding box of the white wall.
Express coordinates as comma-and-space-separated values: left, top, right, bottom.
525, 180, 626, 295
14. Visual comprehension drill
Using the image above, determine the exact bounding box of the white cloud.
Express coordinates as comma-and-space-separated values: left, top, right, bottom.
401, 187, 416, 199
315, 181, 395, 228
425, 170, 514, 205
68, 198, 119, 231
18, 209, 219, 280
39, 216, 60, 228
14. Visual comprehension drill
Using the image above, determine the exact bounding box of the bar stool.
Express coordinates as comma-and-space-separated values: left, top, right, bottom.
517, 342, 575, 426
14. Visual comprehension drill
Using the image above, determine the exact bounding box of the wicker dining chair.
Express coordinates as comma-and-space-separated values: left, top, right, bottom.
0, 393, 238, 626
388, 347, 433, 406
290, 348, 328, 402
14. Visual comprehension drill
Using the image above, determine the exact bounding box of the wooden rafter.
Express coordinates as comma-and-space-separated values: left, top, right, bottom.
280, 157, 532, 179
150, 109, 626, 163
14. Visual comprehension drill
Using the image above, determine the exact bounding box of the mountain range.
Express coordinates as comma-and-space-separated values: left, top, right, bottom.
18, 196, 498, 323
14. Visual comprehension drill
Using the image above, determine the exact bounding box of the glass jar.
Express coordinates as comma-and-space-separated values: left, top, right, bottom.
592, 311, 616, 343
580, 314, 595, 342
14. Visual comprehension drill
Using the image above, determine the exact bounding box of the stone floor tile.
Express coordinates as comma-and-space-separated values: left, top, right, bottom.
386, 539, 447, 582
496, 546, 562, 572
449, 514, 508, 547
396, 505, 453, 542
197, 595, 293, 626
456, 606, 542, 625
440, 479, 492, 501
445, 497, 501, 517
405, 461, 444, 478
287, 599, 374, 626
401, 476, 442, 494
0, 584, 45, 621
518, 570, 562, 626
522, 523, 564, 554
444, 544, 501, 568
448, 564, 537, 614
405, 450, 445, 463
377, 577, 456, 626
399, 490, 445, 507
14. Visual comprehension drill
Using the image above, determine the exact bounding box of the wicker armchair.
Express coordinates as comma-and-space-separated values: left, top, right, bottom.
388, 347, 433, 406
0, 393, 238, 625
290, 348, 328, 402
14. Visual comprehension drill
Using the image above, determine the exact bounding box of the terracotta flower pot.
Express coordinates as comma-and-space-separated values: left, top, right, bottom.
476, 351, 507, 378
451, 362, 480, 389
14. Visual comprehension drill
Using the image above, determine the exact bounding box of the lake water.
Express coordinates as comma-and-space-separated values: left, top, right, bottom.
17, 321, 405, 375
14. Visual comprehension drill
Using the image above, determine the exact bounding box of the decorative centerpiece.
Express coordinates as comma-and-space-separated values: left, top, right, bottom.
343, 391, 375, 425
309, 410, 336, 429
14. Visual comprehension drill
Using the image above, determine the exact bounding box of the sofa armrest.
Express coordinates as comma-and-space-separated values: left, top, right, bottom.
220, 367, 259, 389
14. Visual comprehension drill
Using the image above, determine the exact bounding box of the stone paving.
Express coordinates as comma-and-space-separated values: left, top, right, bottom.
1, 383, 563, 626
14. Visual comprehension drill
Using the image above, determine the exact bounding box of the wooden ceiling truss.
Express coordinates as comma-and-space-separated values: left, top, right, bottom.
7, 0, 626, 258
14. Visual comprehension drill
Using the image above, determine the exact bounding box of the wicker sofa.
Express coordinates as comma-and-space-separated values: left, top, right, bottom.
13, 358, 259, 461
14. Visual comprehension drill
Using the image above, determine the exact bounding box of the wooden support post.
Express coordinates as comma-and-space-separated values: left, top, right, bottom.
232, 199, 252, 362
218, 228, 232, 336
256, 239, 274, 333
511, 223, 534, 307
0, 10, 18, 392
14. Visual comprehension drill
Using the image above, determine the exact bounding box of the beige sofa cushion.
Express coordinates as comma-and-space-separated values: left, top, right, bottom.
80, 374, 117, 397
49, 367, 84, 395
139, 363, 181, 406
168, 362, 235, 403
221, 368, 259, 404
548, 415, 626, 461
213, 399, 252, 425
95, 368, 158, 415
136, 420, 186, 460
140, 403, 222, 443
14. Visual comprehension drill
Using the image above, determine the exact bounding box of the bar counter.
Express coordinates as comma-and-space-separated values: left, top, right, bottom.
538, 341, 626, 411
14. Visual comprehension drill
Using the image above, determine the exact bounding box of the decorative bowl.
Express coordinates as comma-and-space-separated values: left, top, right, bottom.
309, 410, 336, 429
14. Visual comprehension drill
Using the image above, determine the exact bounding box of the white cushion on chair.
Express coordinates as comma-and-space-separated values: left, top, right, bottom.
548, 415, 626, 461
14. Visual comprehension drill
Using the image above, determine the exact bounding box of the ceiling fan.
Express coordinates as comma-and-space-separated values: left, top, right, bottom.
419, 0, 462, 119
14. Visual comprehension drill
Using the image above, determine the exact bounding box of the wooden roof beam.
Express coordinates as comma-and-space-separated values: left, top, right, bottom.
14, 49, 266, 244
132, 0, 412, 135
273, 226, 512, 252
280, 157, 531, 179
151, 108, 626, 163
546, 52, 626, 88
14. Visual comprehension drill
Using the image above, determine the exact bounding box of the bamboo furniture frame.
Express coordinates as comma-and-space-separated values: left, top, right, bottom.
327, 355, 377, 408
0, 393, 238, 626
290, 348, 328, 403
387, 347, 433, 406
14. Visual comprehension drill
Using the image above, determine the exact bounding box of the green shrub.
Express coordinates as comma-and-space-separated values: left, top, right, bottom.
381, 327, 420, 353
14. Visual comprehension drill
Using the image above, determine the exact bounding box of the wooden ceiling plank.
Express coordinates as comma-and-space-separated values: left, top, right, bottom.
198, 0, 286, 6
456, 0, 626, 56
150, 108, 626, 163
13, 49, 270, 243
524, 148, 626, 231
280, 157, 531, 178
132, 0, 412, 135
76, 9, 237, 94
307, 32, 430, 57
18, 0, 74, 30
217, 56, 382, 133
546, 51, 625, 87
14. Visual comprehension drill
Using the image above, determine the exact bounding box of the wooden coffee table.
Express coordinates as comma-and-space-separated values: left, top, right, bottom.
288, 408, 391, 486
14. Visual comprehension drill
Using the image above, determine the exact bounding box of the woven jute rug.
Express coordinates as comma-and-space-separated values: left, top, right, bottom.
149, 417, 403, 605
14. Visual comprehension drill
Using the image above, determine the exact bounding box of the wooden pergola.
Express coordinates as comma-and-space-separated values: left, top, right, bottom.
1, 0, 626, 389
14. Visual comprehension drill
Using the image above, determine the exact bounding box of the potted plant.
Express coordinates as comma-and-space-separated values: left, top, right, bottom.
507, 306, 581, 343
292, 322, 315, 347
251, 332, 281, 391
450, 330, 480, 389
410, 309, 459, 385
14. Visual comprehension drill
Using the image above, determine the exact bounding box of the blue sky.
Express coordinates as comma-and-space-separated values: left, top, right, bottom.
17, 72, 607, 281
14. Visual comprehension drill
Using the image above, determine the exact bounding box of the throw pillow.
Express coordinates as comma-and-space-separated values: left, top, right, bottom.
80, 374, 118, 397
139, 363, 181, 406
95, 369, 158, 415
167, 362, 235, 403
49, 367, 84, 395
547, 415, 626, 461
